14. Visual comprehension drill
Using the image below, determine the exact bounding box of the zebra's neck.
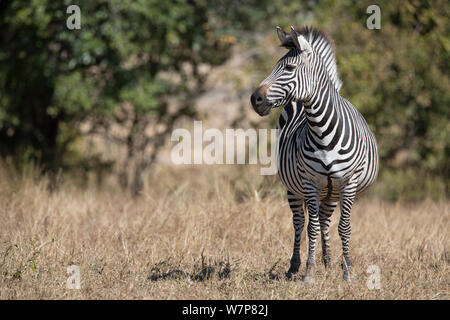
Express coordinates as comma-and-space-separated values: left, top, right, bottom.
301, 63, 343, 149
277, 100, 304, 132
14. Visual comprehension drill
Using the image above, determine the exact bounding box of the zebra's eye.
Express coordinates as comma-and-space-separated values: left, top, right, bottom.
285, 64, 296, 72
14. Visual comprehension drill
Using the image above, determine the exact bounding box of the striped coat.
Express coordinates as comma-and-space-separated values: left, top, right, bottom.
251, 26, 379, 283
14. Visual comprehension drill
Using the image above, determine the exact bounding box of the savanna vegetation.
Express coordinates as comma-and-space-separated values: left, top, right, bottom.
0, 0, 448, 299
0, 167, 448, 299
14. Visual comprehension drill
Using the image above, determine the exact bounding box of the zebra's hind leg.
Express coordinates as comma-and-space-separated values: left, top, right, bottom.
319, 201, 337, 268
339, 183, 357, 283
286, 191, 305, 280
303, 194, 320, 284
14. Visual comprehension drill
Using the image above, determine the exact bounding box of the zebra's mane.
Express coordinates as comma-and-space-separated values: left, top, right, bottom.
281, 26, 343, 92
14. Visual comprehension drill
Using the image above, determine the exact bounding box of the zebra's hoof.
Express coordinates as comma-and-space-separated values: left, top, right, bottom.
343, 275, 353, 283
286, 269, 298, 280
302, 275, 315, 284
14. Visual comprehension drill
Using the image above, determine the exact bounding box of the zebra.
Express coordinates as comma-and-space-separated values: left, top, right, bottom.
250, 26, 379, 283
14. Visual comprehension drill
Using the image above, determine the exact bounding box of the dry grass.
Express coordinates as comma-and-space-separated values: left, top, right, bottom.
0, 165, 448, 299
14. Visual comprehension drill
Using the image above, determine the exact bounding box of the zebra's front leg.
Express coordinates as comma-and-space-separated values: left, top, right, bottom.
303, 194, 320, 284
286, 191, 305, 280
319, 201, 337, 268
339, 184, 357, 282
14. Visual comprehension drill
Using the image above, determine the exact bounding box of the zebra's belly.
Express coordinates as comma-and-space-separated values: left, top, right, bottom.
277, 156, 305, 197
277, 164, 345, 202
277, 148, 366, 200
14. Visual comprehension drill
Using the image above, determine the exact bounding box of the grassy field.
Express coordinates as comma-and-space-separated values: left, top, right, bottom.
0, 165, 448, 299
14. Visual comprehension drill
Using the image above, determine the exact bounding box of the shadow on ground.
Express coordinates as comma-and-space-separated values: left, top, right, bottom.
148, 254, 288, 282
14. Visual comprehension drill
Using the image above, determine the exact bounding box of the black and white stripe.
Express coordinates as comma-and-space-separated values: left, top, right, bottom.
251, 26, 379, 283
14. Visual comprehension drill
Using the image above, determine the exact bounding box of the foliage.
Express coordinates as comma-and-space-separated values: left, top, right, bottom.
0, 0, 232, 175
0, 0, 311, 192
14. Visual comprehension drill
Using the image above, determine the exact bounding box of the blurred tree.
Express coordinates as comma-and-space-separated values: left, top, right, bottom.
0, 0, 309, 194
0, 0, 231, 192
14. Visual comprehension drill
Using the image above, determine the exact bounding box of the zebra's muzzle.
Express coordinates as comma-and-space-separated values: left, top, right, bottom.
251, 85, 272, 116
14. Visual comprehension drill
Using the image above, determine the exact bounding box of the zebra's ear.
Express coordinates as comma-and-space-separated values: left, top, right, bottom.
297, 35, 313, 55
290, 26, 312, 55
276, 26, 287, 45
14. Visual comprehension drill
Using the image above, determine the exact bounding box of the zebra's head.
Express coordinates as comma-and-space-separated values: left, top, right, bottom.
251, 26, 316, 116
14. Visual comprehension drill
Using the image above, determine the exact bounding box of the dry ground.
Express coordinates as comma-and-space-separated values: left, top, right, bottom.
0, 165, 448, 299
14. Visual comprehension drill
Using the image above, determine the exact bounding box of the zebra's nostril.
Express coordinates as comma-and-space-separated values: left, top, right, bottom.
251, 91, 265, 108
